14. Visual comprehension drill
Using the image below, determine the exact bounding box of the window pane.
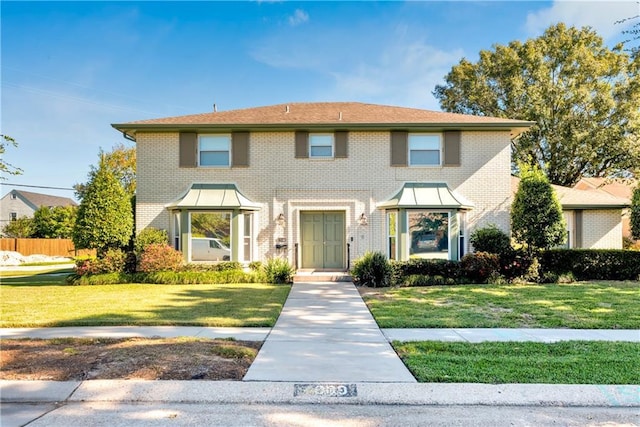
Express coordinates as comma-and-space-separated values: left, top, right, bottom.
199, 135, 230, 166
310, 146, 333, 157
408, 211, 448, 259
410, 150, 440, 165
200, 151, 229, 166
190, 212, 231, 262
310, 134, 333, 146
199, 136, 229, 151
387, 212, 397, 260
309, 134, 333, 158
409, 135, 439, 150
243, 213, 252, 262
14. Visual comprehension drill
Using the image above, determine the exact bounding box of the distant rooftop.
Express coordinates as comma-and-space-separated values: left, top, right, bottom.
3, 189, 77, 209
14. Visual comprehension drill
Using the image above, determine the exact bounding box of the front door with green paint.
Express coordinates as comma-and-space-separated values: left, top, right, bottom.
301, 211, 345, 269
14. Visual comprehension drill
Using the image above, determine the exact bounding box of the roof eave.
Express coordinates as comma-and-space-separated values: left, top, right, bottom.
562, 204, 629, 210
112, 121, 534, 135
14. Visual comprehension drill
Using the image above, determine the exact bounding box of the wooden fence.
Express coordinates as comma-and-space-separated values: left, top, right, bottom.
0, 238, 95, 257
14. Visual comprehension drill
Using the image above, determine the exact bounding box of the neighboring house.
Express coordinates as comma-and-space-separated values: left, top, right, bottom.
512, 177, 630, 249
0, 189, 77, 231
112, 102, 532, 269
574, 177, 637, 243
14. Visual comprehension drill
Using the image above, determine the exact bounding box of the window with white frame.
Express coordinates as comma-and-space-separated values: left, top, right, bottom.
409, 134, 441, 166
242, 212, 253, 262
309, 134, 334, 158
408, 210, 449, 259
10, 212, 17, 221
563, 211, 574, 248
458, 211, 466, 259
190, 211, 232, 262
199, 135, 230, 167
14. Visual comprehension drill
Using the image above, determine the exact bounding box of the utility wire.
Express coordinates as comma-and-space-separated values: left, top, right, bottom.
3, 183, 75, 191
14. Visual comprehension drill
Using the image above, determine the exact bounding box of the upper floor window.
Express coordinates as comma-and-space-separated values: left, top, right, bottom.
199, 135, 230, 167
309, 134, 334, 159
10, 212, 17, 221
409, 134, 441, 166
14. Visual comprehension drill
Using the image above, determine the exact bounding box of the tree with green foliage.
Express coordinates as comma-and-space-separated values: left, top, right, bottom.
31, 205, 77, 239
434, 23, 640, 187
631, 184, 640, 240
74, 143, 136, 200
0, 135, 23, 179
72, 159, 133, 256
511, 164, 566, 253
1, 216, 33, 238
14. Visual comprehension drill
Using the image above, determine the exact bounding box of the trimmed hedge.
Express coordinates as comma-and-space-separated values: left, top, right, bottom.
540, 249, 640, 281
390, 258, 462, 286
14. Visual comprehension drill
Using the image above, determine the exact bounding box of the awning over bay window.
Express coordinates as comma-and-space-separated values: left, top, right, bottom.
377, 182, 473, 210
166, 183, 261, 210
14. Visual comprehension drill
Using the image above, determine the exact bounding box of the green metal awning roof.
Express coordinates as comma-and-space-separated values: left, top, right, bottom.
377, 182, 474, 210
167, 183, 261, 210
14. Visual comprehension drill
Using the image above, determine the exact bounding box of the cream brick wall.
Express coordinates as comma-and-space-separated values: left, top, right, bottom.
136, 130, 513, 263
582, 210, 623, 249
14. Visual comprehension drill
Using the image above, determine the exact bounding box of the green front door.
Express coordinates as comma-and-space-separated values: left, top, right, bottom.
301, 211, 345, 269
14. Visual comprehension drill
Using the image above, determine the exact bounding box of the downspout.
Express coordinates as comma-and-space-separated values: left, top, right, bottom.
119, 130, 136, 142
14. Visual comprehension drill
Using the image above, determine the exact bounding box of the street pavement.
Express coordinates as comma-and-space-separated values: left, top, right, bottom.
1, 280, 639, 426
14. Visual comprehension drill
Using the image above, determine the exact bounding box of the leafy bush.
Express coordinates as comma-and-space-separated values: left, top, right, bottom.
67, 272, 128, 286
99, 248, 127, 273
74, 248, 128, 276
137, 243, 183, 273
182, 262, 243, 272
134, 228, 169, 256
460, 252, 500, 284
264, 257, 294, 284
351, 251, 391, 288
540, 249, 640, 281
248, 261, 263, 271
138, 270, 265, 284
402, 274, 457, 287
390, 258, 462, 286
469, 224, 512, 256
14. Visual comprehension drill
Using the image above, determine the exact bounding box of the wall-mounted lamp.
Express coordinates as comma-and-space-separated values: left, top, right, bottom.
358, 212, 368, 226
276, 213, 286, 227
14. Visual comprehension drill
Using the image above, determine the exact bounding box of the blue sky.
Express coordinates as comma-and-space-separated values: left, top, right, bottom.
1, 0, 638, 200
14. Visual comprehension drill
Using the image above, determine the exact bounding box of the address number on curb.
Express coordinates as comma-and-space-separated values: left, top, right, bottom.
294, 384, 357, 397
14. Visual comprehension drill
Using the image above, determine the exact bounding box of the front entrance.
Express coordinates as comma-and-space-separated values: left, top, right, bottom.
300, 211, 345, 269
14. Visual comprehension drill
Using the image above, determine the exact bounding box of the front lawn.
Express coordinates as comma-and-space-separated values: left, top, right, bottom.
395, 341, 640, 384
362, 282, 640, 329
1, 272, 290, 327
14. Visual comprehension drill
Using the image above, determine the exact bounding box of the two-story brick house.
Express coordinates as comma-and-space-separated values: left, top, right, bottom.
112, 102, 532, 269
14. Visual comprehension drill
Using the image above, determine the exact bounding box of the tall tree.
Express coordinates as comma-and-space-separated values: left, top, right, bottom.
72, 159, 133, 256
0, 135, 23, 179
74, 143, 136, 200
434, 23, 640, 187
511, 164, 566, 253
32, 205, 77, 239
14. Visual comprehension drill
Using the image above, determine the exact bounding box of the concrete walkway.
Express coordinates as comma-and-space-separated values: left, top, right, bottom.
243, 281, 416, 382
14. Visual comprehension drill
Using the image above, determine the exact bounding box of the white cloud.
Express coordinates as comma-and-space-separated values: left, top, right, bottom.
525, 0, 639, 40
251, 25, 462, 110
328, 41, 463, 110
288, 9, 309, 27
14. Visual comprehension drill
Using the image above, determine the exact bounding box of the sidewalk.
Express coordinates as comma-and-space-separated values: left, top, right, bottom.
2, 326, 638, 343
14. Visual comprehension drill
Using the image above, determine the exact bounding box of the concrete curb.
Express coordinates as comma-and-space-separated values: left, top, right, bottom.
2, 380, 639, 407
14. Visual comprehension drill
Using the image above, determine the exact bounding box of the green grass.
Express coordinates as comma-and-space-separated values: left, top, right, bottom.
394, 341, 640, 384
1, 272, 290, 327
363, 282, 640, 329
